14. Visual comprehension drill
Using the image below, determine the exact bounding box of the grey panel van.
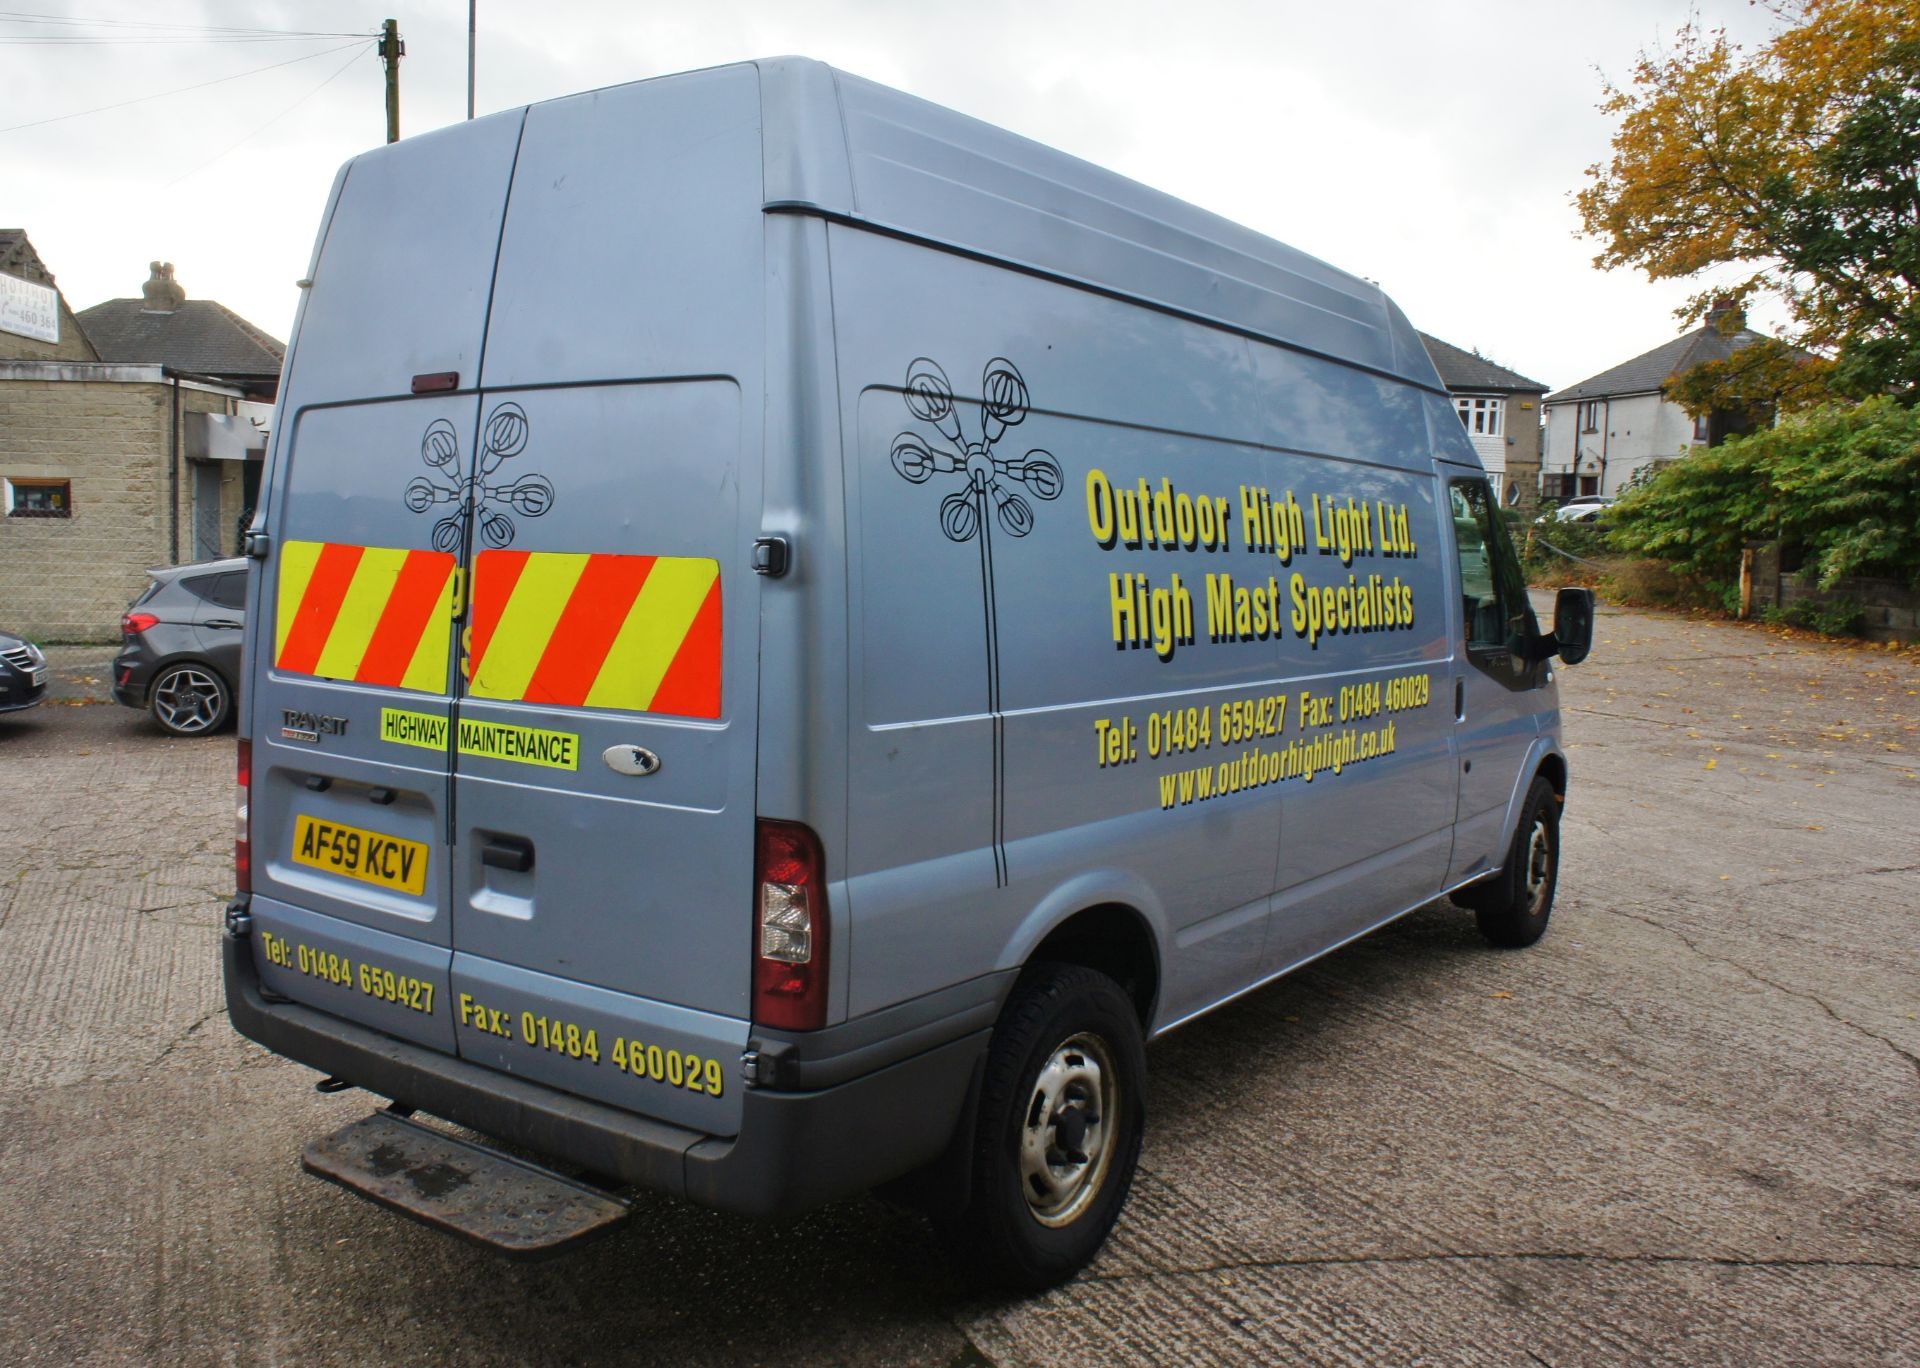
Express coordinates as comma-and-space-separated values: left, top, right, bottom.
224, 57, 1593, 1287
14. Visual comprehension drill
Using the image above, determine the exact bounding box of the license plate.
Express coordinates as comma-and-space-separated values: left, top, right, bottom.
292, 815, 429, 895
30, 668, 45, 688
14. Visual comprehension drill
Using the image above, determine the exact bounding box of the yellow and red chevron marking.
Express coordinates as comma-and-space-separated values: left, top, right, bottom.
467, 550, 722, 718
275, 540, 456, 692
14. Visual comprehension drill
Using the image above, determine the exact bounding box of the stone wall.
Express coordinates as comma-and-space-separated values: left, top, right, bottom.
0, 373, 236, 640
1777, 574, 1920, 645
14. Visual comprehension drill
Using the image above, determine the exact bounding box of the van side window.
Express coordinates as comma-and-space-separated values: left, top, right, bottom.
1449, 478, 1535, 653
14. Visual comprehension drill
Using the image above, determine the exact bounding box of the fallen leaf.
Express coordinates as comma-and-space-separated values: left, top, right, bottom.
1490, 992, 1514, 1000
1705, 758, 1718, 770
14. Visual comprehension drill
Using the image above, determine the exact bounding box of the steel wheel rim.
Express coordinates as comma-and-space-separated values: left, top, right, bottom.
1019, 1030, 1120, 1227
153, 668, 222, 733
1524, 819, 1553, 916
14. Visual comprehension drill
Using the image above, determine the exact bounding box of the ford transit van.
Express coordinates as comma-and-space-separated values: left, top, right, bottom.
224, 57, 1593, 1287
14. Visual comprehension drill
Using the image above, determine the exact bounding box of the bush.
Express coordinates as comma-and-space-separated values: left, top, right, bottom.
1763, 596, 1868, 636
1595, 557, 1724, 610
1610, 398, 1920, 589
1521, 516, 1614, 584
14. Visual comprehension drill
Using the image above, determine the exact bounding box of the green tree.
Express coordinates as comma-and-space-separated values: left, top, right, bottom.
1580, 2, 1920, 400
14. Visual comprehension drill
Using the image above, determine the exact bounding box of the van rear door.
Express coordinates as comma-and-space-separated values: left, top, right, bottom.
442, 68, 767, 1137
245, 112, 526, 1051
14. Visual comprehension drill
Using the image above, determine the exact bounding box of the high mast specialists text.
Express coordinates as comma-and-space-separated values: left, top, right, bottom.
1085, 469, 1421, 662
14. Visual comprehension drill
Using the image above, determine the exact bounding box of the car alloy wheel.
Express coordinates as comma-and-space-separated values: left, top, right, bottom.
151, 665, 230, 735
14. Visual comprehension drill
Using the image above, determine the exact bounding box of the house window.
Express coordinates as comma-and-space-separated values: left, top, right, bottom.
1693, 413, 1710, 442
1455, 396, 1503, 437
6, 478, 72, 518
1578, 400, 1602, 433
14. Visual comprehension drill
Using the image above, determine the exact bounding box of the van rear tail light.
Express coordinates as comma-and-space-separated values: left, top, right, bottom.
753, 819, 829, 1031
122, 611, 159, 636
235, 738, 252, 895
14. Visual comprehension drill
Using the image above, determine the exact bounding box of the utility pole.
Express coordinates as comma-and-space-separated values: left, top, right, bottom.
467, 2, 476, 120
378, 18, 404, 144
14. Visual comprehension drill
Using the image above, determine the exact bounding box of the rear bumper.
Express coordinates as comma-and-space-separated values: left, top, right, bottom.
111, 648, 151, 708
223, 927, 990, 1216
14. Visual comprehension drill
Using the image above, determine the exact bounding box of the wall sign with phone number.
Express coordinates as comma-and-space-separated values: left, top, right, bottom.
457, 991, 725, 1096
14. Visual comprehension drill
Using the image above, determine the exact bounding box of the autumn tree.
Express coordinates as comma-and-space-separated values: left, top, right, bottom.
1580, 1, 1920, 401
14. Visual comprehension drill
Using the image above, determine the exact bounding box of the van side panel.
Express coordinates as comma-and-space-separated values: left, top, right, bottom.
829, 228, 1457, 1028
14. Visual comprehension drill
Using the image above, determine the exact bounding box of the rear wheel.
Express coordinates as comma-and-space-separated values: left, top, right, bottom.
1454, 775, 1559, 947
149, 663, 231, 736
953, 963, 1145, 1290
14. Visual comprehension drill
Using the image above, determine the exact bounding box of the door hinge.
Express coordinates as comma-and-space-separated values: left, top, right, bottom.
244, 530, 271, 559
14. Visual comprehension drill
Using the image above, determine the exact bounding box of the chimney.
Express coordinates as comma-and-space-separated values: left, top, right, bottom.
1705, 297, 1744, 333
140, 261, 186, 312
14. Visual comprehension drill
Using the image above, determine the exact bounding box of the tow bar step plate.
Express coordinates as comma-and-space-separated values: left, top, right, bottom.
303, 1111, 632, 1260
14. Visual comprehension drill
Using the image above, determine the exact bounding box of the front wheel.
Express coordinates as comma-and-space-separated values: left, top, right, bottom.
954, 963, 1146, 1290
1454, 775, 1560, 947
149, 663, 232, 736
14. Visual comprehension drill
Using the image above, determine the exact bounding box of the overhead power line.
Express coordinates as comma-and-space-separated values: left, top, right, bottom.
0, 9, 364, 38
163, 40, 373, 189
0, 37, 372, 134
0, 35, 368, 45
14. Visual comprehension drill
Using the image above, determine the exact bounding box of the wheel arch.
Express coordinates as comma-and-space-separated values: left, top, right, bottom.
1002, 879, 1165, 1031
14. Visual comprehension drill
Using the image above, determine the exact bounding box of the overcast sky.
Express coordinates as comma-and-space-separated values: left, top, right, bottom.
5, 0, 1789, 394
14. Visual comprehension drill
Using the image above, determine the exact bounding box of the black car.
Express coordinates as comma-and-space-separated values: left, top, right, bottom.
113, 558, 247, 736
0, 629, 49, 714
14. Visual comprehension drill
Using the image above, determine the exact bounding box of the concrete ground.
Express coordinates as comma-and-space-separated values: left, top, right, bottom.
1, 602, 1915, 1366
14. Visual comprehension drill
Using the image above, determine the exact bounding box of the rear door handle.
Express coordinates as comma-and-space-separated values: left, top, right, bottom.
1454, 676, 1466, 721
205, 618, 243, 630
481, 837, 534, 873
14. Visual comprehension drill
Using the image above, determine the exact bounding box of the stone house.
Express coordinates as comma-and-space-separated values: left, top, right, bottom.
1417, 333, 1547, 512
0, 235, 283, 640
1540, 301, 1771, 500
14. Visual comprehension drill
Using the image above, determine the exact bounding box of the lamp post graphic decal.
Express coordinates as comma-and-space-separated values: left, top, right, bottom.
404, 401, 554, 552
892, 358, 1062, 887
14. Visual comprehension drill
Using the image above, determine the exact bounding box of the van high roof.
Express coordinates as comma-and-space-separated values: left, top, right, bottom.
534, 57, 1445, 395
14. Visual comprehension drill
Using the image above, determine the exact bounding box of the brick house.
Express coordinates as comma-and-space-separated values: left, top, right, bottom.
1540, 301, 1772, 500
0, 236, 283, 640
1418, 333, 1548, 512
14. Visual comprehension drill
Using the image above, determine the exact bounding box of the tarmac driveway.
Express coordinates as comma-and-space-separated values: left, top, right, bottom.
0, 604, 1915, 1366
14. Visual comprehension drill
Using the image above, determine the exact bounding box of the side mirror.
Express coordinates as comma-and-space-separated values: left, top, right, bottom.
1552, 587, 1595, 664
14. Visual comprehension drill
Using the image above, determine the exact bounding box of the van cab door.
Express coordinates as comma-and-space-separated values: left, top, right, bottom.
1442, 467, 1551, 882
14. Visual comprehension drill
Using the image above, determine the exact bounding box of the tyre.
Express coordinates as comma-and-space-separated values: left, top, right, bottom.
149, 663, 232, 736
1454, 775, 1560, 948
953, 963, 1146, 1290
